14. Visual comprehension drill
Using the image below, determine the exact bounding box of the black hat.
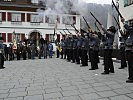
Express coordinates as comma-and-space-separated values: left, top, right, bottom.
0, 37, 4, 40
107, 26, 116, 33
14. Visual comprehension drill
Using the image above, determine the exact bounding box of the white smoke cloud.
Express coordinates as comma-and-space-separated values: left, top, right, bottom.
38, 0, 88, 16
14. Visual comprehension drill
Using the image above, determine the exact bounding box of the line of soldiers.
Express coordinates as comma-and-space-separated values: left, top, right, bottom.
57, 17, 133, 83
0, 38, 54, 68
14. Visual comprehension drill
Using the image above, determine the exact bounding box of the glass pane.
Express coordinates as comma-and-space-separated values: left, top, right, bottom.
124, 0, 128, 7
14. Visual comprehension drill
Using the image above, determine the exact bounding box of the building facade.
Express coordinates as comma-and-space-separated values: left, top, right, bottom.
0, 0, 80, 46
119, 0, 133, 28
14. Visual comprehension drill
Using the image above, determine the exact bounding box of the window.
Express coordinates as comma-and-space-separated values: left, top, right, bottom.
31, 14, 42, 23
15, 34, 21, 42
11, 13, 21, 22
45, 15, 60, 24
124, 0, 133, 7
129, 19, 133, 27
49, 34, 54, 42
62, 16, 76, 25
31, 0, 39, 4
3, 0, 12, 1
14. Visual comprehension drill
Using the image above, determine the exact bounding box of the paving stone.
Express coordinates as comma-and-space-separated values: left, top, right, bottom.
108, 84, 124, 89
43, 92, 62, 100
45, 87, 62, 93
47, 98, 60, 100
91, 82, 106, 87
126, 93, 133, 99
76, 84, 92, 89
62, 90, 80, 97
57, 83, 72, 87
97, 98, 110, 100
27, 90, 45, 96
26, 86, 42, 91
79, 93, 101, 100
0, 89, 9, 94
0, 93, 9, 99
24, 95, 43, 100
113, 88, 132, 94
79, 88, 96, 94
97, 91, 118, 98
14, 84, 29, 89
61, 96, 81, 100
43, 84, 57, 89
9, 88, 26, 93
94, 86, 112, 92
8, 91, 27, 98
0, 85, 14, 90
110, 95, 133, 100
61, 86, 78, 91
4, 97, 23, 100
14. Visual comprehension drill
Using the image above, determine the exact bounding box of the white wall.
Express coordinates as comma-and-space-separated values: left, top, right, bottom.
0, 10, 81, 44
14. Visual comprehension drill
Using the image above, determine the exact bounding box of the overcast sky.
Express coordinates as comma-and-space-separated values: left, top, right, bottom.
81, 0, 112, 4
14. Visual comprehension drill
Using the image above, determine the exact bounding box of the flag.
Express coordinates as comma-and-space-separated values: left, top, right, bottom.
12, 30, 17, 49
54, 20, 58, 40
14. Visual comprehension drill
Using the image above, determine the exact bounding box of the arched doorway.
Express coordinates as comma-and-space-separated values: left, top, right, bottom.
29, 30, 42, 46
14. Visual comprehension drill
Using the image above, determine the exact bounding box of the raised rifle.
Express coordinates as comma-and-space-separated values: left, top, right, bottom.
60, 31, 63, 35
63, 30, 67, 35
112, 0, 123, 18
90, 12, 102, 26
113, 15, 121, 29
65, 28, 73, 35
113, 15, 125, 36
71, 24, 79, 33
82, 16, 91, 29
95, 22, 100, 32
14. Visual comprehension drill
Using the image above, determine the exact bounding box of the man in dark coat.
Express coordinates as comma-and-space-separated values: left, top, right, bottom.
0, 37, 5, 69
121, 18, 133, 83
101, 26, 116, 74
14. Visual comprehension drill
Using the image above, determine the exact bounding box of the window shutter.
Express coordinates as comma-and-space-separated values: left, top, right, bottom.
46, 34, 49, 42
21, 13, 25, 22
8, 12, 11, 21
27, 13, 31, 22
21, 34, 25, 42
73, 16, 76, 24
2, 33, 6, 42
8, 33, 12, 42
57, 34, 60, 42
2, 12, 6, 21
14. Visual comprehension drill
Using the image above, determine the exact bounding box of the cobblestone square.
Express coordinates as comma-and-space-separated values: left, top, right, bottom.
0, 58, 132, 100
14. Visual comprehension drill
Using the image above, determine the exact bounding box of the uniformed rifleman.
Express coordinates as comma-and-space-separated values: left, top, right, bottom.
101, 25, 116, 74
0, 37, 5, 69
121, 18, 133, 83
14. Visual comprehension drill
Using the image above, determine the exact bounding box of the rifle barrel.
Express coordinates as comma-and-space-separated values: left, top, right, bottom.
112, 0, 123, 18
113, 15, 120, 29
90, 12, 102, 25
82, 16, 90, 28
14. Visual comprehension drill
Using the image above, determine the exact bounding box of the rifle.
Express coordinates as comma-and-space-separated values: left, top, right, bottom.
82, 16, 91, 29
113, 15, 125, 36
113, 15, 121, 29
66, 28, 73, 34
63, 30, 67, 35
59, 31, 63, 35
112, 0, 123, 18
95, 22, 100, 32
71, 24, 79, 33
90, 12, 102, 26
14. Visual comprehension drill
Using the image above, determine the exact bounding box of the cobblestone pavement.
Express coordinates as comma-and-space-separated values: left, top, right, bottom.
0, 58, 133, 100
